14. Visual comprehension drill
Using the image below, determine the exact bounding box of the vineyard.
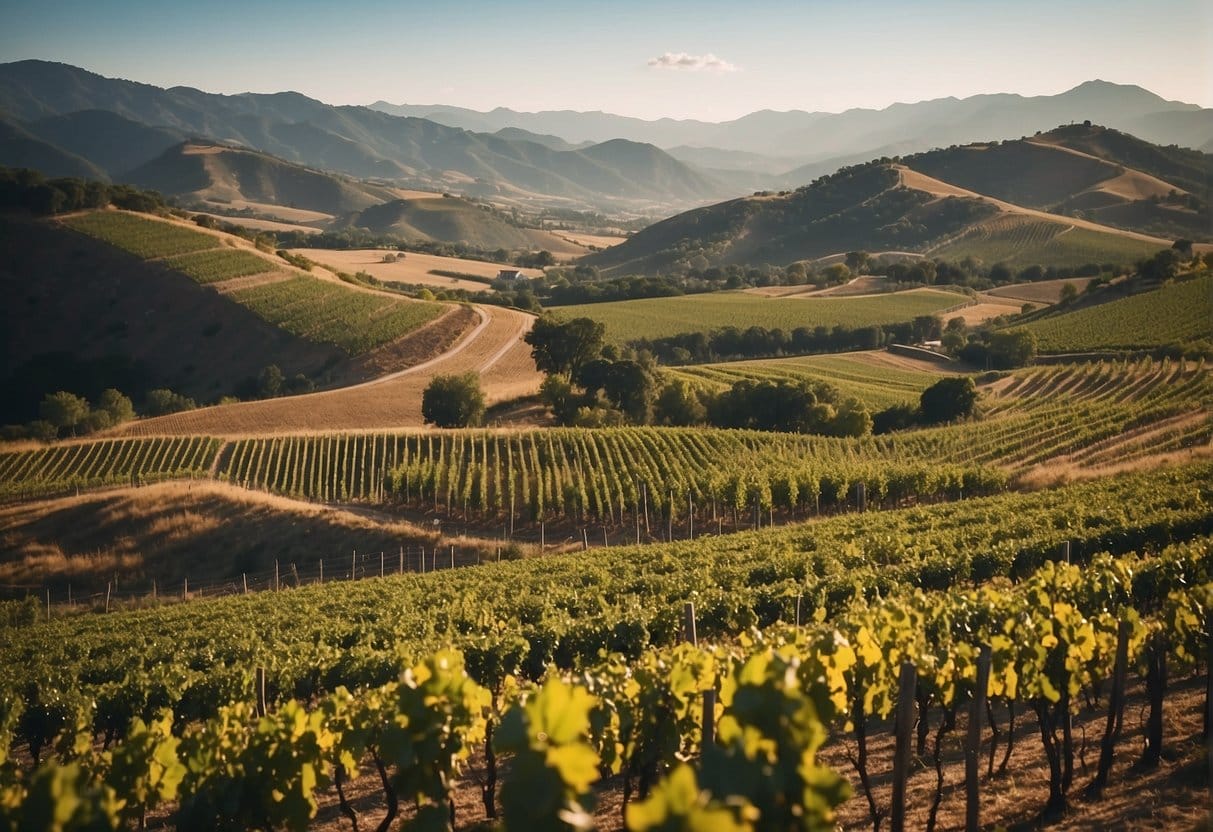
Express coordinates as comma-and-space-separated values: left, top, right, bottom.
162, 248, 278, 284
0, 437, 221, 501
556, 288, 965, 346
1021, 273, 1213, 352
931, 214, 1164, 268
61, 211, 218, 259
666, 352, 953, 410
61, 209, 453, 356
226, 276, 449, 355
0, 361, 1207, 525
0, 464, 1209, 828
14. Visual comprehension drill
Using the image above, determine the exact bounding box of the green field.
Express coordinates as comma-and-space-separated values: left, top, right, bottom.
228, 276, 448, 354
558, 288, 965, 345
162, 248, 278, 284
667, 352, 953, 410
1021, 273, 1213, 352
931, 214, 1164, 268
63, 210, 217, 259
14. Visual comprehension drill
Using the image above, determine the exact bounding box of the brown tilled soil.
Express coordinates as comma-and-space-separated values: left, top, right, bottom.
304, 674, 1210, 831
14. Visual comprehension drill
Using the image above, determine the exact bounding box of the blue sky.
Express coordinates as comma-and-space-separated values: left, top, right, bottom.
1, 0, 1209, 120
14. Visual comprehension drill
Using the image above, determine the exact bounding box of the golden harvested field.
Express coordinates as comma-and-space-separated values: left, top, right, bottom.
292, 248, 542, 292
191, 212, 322, 235
986, 277, 1097, 304
112, 305, 542, 436
203, 199, 334, 224
555, 231, 628, 249
944, 297, 1025, 326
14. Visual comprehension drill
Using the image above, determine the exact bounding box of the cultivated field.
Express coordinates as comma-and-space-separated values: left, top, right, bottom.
986, 277, 1097, 304
108, 305, 542, 435
667, 350, 956, 410
291, 248, 542, 292
558, 288, 967, 345
931, 214, 1165, 268
62, 209, 455, 357
1022, 273, 1213, 352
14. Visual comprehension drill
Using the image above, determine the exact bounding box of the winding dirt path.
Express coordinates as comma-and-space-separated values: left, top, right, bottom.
114, 306, 542, 437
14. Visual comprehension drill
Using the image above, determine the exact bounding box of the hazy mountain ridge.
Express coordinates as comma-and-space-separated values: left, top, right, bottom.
373, 80, 1213, 180
0, 61, 727, 211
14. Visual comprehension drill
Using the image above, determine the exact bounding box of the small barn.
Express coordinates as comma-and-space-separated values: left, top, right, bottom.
496, 269, 527, 281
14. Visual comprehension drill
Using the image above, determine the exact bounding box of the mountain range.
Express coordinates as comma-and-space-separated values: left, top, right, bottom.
374, 81, 1213, 185
2, 61, 1211, 217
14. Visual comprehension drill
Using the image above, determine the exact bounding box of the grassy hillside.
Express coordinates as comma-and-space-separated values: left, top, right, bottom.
62, 211, 449, 356
585, 163, 999, 274
126, 142, 400, 217
343, 195, 578, 252
0, 115, 105, 180
557, 288, 964, 346
906, 127, 1211, 240
667, 351, 954, 410
0, 213, 344, 421
587, 127, 1194, 276
930, 213, 1164, 267
1020, 273, 1213, 351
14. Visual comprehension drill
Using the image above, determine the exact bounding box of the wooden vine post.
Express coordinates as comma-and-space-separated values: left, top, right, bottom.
891, 661, 918, 832
965, 646, 991, 831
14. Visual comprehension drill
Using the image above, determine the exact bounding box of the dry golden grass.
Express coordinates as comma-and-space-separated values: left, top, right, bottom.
190, 211, 322, 235
110, 305, 541, 436
0, 481, 489, 596
555, 232, 628, 249
201, 199, 334, 224
947, 298, 1026, 326
987, 278, 1097, 305
897, 166, 1174, 245
293, 248, 542, 292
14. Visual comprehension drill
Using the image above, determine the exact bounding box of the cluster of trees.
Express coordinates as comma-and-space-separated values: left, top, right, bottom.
525, 316, 876, 436
0, 167, 169, 216
8, 388, 141, 441
873, 377, 979, 433
234, 365, 314, 401
631, 317, 944, 365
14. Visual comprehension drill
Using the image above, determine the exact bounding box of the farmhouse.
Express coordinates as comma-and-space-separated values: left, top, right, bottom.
496, 268, 527, 281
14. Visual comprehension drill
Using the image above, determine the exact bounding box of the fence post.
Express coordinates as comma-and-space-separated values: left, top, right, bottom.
966, 646, 992, 831
319, 559, 324, 584
582, 528, 589, 551
399, 546, 404, 575
891, 661, 918, 832
683, 602, 697, 646
702, 688, 716, 746
105, 582, 111, 614
45, 588, 50, 621
450, 545, 455, 569
380, 551, 384, 578
255, 667, 267, 718
243, 573, 248, 594
183, 578, 188, 600
274, 560, 280, 592
540, 522, 545, 549
1091, 619, 1132, 798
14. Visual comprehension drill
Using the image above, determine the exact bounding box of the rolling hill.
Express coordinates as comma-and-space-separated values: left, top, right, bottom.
126, 141, 403, 217
0, 61, 728, 211
0, 209, 463, 424
340, 195, 580, 252
586, 125, 1189, 275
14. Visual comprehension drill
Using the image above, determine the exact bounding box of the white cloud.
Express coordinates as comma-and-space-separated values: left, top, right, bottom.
647, 52, 739, 73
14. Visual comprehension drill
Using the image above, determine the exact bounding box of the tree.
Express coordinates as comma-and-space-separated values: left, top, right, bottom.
96, 388, 135, 425
525, 316, 605, 377
40, 391, 89, 436
144, 389, 196, 417
539, 375, 578, 425
1172, 239, 1194, 260
919, 377, 978, 424
421, 373, 485, 428
602, 360, 654, 424
1059, 283, 1079, 304
844, 251, 870, 275
258, 365, 284, 398
988, 328, 1037, 369
654, 380, 706, 426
